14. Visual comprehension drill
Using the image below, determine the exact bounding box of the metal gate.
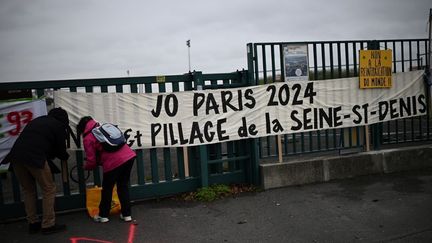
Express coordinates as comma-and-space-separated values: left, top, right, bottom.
1, 37, 430, 221
246, 39, 431, 159
0, 70, 259, 221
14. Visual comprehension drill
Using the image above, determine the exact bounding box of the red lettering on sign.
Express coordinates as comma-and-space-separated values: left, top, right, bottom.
6, 110, 33, 136
7, 112, 21, 136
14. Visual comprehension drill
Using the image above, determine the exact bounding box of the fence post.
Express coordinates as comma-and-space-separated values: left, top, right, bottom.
246, 44, 260, 186
193, 71, 209, 187
367, 40, 382, 150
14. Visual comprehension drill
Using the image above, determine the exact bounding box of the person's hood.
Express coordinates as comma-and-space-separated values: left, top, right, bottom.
84, 119, 98, 135
48, 107, 69, 126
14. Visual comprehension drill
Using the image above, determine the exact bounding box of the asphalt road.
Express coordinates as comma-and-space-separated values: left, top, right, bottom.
1, 168, 432, 243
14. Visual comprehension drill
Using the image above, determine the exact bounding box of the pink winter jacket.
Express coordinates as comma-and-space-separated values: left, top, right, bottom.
82, 119, 136, 173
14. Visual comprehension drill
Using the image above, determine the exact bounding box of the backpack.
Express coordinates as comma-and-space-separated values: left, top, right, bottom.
91, 123, 126, 152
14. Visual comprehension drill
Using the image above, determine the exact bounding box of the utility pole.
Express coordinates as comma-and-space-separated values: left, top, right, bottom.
186, 39, 191, 72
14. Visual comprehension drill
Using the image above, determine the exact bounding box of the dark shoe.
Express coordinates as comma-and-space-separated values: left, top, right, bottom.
28, 222, 41, 234
41, 224, 66, 235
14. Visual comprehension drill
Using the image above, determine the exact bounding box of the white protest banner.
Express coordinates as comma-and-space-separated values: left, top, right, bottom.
54, 70, 426, 149
0, 99, 47, 165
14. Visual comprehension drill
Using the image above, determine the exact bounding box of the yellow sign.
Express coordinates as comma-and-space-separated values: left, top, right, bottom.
156, 76, 166, 83
359, 50, 392, 88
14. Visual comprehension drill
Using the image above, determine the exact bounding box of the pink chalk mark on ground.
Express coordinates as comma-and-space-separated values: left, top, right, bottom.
70, 237, 112, 243
128, 224, 136, 243
70, 223, 137, 243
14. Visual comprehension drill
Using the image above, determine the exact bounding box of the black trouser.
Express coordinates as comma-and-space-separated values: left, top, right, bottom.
99, 158, 135, 217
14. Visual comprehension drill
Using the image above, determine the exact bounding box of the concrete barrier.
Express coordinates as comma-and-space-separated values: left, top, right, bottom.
261, 159, 325, 188
260, 145, 432, 190
382, 146, 432, 173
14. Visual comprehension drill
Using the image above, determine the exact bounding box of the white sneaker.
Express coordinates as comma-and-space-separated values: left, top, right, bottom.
93, 215, 109, 223
120, 214, 132, 222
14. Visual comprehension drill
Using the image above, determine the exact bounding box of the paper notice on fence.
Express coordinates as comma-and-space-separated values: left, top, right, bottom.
283, 44, 309, 81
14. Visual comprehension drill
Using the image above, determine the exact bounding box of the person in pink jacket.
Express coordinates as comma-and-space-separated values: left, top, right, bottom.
77, 116, 136, 223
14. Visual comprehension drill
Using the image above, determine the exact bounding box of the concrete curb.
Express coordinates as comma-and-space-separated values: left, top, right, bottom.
260, 145, 432, 190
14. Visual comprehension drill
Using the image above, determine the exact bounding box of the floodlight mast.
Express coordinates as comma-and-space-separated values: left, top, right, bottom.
187, 39, 191, 72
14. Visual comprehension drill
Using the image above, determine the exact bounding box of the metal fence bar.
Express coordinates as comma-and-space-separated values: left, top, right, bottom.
330, 43, 335, 79
271, 44, 276, 82
227, 141, 236, 172
345, 42, 350, 77
171, 81, 186, 180
135, 150, 145, 185
291, 134, 296, 154
425, 40, 430, 141
409, 41, 413, 71
417, 40, 421, 68
262, 45, 268, 83
279, 44, 285, 82
393, 41, 397, 72
337, 43, 342, 78
313, 43, 318, 80
158, 82, 173, 182
401, 41, 405, 72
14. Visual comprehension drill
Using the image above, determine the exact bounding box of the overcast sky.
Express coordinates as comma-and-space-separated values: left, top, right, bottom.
0, 0, 430, 82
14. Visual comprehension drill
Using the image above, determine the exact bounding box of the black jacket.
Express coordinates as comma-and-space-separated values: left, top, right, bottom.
3, 115, 69, 169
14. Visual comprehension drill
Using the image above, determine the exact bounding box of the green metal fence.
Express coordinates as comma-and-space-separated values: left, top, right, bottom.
0, 70, 259, 221
0, 38, 430, 220
247, 39, 430, 159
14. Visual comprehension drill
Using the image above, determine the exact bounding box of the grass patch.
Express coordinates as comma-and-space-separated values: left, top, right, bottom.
176, 184, 259, 202
195, 184, 231, 202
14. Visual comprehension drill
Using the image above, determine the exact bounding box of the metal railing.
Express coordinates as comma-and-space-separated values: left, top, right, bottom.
0, 70, 258, 221
0, 38, 429, 220
247, 39, 430, 159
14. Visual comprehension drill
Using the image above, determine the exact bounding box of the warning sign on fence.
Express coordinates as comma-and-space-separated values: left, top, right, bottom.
359, 50, 392, 89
